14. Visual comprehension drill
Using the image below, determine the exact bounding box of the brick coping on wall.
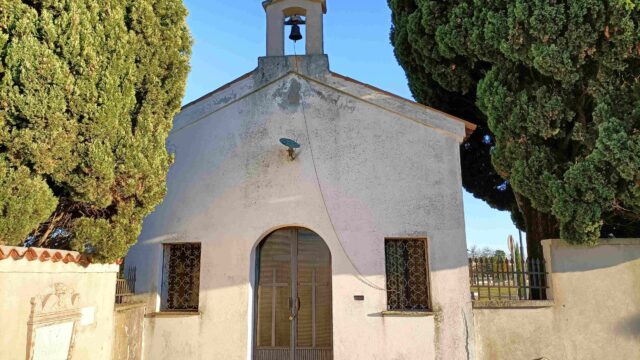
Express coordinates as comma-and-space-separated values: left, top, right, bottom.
0, 245, 96, 266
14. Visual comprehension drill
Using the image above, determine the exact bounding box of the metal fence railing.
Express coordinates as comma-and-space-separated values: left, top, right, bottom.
469, 257, 548, 301
115, 266, 136, 304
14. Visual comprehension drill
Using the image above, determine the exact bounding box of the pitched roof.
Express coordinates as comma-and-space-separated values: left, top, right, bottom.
177, 56, 477, 141
181, 70, 254, 110
328, 72, 477, 138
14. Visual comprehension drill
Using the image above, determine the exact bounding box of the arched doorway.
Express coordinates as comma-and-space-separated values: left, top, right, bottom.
254, 227, 333, 360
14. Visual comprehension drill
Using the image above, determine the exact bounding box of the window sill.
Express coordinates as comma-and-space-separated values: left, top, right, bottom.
381, 310, 435, 317
145, 311, 201, 318
472, 299, 554, 309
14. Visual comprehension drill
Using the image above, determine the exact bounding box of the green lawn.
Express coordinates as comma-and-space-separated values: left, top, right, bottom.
471, 286, 525, 300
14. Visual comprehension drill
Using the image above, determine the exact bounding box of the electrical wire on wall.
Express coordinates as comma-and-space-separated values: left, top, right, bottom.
292, 42, 385, 291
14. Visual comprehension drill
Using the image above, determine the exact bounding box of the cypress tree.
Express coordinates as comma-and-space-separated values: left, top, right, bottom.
0, 0, 191, 262
389, 0, 640, 258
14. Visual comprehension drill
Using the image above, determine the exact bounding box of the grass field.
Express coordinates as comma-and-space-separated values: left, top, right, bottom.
471, 285, 526, 300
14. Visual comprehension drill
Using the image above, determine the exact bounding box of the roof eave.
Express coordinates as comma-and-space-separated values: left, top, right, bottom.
181, 70, 256, 111
329, 71, 477, 141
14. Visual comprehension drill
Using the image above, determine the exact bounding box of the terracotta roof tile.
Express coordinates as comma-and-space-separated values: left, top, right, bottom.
0, 246, 93, 266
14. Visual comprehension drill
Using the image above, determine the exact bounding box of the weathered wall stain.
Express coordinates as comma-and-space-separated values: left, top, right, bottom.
113, 303, 145, 360
273, 78, 302, 110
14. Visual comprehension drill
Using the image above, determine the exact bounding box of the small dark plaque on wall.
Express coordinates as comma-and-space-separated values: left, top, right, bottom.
354, 295, 365, 301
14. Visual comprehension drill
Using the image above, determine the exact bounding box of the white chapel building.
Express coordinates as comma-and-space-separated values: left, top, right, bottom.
125, 0, 477, 359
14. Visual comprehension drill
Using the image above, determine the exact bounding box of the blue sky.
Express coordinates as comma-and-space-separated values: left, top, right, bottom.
181, 0, 521, 252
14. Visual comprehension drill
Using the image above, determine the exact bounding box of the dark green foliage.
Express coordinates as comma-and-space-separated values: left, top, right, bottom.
389, 0, 640, 246
387, 0, 522, 229
0, 0, 191, 261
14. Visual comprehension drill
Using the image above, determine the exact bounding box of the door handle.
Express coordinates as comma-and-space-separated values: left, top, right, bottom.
289, 297, 300, 321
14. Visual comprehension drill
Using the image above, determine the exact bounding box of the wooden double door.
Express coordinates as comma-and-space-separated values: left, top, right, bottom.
254, 228, 333, 360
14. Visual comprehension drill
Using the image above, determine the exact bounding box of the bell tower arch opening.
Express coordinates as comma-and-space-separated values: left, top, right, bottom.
263, 0, 326, 56
283, 11, 306, 56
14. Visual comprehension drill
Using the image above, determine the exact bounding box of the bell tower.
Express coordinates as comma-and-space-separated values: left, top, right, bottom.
262, 0, 327, 57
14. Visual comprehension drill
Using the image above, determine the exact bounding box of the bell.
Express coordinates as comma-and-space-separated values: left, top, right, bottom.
289, 24, 303, 42
285, 15, 306, 42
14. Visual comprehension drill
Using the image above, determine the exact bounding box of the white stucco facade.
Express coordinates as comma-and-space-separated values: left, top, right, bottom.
125, 2, 476, 359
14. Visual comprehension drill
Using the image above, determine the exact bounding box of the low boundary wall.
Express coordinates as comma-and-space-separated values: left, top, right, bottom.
473, 239, 640, 360
0, 246, 119, 360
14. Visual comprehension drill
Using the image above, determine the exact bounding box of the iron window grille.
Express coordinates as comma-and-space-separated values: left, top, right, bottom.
162, 243, 201, 311
385, 238, 431, 311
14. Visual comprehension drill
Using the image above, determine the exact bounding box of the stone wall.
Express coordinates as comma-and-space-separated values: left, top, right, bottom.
0, 246, 119, 360
473, 239, 640, 360
113, 302, 146, 360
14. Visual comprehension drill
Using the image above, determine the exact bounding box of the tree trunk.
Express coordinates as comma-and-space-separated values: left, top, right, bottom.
515, 194, 559, 258
515, 194, 559, 300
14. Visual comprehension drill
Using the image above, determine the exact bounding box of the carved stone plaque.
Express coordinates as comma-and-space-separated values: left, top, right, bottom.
27, 283, 81, 360
32, 322, 74, 360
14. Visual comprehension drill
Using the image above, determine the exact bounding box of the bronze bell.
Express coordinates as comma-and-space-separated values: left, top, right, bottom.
285, 15, 306, 42
289, 24, 303, 42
